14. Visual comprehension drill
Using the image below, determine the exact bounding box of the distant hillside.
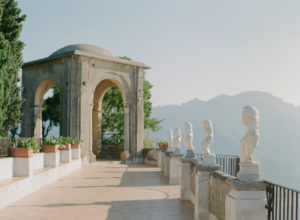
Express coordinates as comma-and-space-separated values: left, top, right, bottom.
151, 91, 300, 189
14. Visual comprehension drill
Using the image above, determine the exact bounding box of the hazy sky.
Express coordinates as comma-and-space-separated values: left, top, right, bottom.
18, 0, 300, 107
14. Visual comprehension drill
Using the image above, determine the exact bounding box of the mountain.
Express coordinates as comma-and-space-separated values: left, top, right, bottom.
151, 91, 300, 189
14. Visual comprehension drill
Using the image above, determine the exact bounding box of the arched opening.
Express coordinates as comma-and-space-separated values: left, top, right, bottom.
34, 79, 60, 138
92, 79, 129, 160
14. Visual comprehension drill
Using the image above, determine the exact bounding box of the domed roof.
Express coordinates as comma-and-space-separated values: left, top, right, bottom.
49, 44, 115, 58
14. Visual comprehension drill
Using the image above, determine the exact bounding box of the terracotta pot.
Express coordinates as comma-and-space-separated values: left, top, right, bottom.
71, 143, 80, 149
42, 145, 58, 153
60, 144, 71, 151
10, 147, 33, 158
158, 144, 168, 150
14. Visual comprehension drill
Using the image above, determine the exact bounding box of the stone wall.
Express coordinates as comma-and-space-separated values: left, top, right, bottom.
98, 145, 124, 160
190, 162, 197, 196
209, 171, 234, 220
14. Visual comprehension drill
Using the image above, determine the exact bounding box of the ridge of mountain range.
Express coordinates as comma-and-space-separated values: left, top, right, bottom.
151, 91, 300, 189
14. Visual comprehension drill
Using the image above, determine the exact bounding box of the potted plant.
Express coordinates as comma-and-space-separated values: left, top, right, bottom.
157, 141, 168, 150
70, 137, 82, 149
58, 136, 71, 150
10, 138, 39, 157
42, 137, 59, 153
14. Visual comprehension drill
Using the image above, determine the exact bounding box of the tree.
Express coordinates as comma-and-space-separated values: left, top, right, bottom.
0, 0, 25, 137
42, 87, 60, 139
101, 77, 163, 145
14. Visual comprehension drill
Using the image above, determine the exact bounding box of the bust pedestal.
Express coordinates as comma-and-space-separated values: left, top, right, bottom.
237, 161, 260, 181
202, 154, 216, 166
185, 150, 195, 159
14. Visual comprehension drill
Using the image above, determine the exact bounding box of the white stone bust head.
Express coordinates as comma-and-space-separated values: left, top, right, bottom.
202, 120, 213, 134
184, 121, 193, 134
242, 106, 259, 130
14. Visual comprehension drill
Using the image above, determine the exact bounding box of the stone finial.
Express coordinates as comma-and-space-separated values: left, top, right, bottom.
183, 122, 195, 158
238, 105, 261, 181
168, 129, 174, 152
173, 128, 182, 153
201, 120, 213, 155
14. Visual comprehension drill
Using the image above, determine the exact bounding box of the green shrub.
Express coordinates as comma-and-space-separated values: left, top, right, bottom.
157, 140, 168, 146
43, 137, 58, 145
16, 138, 40, 153
70, 137, 83, 144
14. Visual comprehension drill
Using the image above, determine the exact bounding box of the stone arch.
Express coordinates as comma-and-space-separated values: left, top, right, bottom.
92, 76, 131, 158
33, 78, 58, 138
22, 44, 148, 162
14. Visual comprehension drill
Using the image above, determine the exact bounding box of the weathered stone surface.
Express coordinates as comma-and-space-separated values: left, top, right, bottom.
21, 44, 149, 163
99, 145, 124, 160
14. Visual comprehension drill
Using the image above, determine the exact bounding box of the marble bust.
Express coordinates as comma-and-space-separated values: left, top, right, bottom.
201, 120, 216, 166
240, 106, 260, 163
201, 120, 214, 155
238, 105, 261, 181
183, 122, 195, 158
173, 128, 182, 153
167, 129, 174, 152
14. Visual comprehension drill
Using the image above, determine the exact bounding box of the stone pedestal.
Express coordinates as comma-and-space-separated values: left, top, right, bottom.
164, 152, 171, 177
225, 180, 267, 220
72, 148, 81, 160
169, 153, 183, 185
13, 158, 34, 177
157, 150, 163, 168
202, 154, 216, 166
194, 165, 221, 220
161, 151, 166, 174
60, 150, 72, 163
44, 152, 60, 168
180, 158, 198, 200
237, 161, 260, 181
185, 150, 195, 159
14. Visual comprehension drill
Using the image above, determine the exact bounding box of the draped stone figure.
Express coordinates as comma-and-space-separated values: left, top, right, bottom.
173, 128, 182, 154
167, 129, 174, 152
238, 105, 261, 180
201, 120, 216, 166
183, 122, 195, 158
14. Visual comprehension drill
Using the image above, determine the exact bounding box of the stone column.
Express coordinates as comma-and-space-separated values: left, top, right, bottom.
180, 158, 198, 200
225, 179, 267, 220
135, 67, 144, 160
121, 106, 130, 161
194, 165, 221, 220
33, 106, 43, 138
88, 103, 96, 162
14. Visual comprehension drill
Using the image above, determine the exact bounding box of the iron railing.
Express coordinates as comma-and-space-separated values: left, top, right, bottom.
196, 154, 240, 177
265, 181, 299, 220
0, 138, 42, 157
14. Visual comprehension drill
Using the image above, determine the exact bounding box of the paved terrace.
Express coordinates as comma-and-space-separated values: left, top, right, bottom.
0, 161, 193, 220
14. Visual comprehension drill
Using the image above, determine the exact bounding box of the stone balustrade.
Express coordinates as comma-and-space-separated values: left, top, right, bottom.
158, 105, 269, 220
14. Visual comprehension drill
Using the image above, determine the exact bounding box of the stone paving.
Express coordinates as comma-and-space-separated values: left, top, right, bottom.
0, 161, 193, 220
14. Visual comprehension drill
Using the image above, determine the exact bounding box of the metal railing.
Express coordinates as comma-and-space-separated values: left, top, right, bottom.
265, 181, 299, 220
0, 138, 42, 157
196, 153, 240, 177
